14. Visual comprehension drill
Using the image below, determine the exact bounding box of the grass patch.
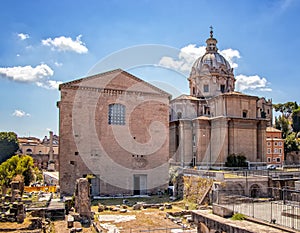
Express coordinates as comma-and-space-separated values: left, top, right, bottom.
231, 213, 245, 220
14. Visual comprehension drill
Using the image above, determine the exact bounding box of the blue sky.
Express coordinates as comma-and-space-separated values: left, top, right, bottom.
0, 0, 299, 138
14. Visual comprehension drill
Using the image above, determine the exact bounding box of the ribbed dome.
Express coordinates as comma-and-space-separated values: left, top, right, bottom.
192, 52, 231, 74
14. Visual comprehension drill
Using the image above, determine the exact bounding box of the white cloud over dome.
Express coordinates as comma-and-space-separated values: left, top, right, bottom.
42, 35, 88, 54
158, 44, 240, 74
12, 109, 30, 117
235, 74, 272, 92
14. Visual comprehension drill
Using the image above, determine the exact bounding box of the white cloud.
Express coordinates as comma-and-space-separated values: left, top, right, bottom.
158, 44, 240, 74
54, 61, 63, 67
219, 48, 240, 69
12, 110, 30, 118
0, 64, 62, 90
36, 80, 62, 90
235, 74, 272, 92
0, 64, 54, 82
18, 33, 29, 40
42, 35, 88, 54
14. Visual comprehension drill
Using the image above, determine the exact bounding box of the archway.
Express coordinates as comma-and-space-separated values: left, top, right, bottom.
249, 184, 261, 198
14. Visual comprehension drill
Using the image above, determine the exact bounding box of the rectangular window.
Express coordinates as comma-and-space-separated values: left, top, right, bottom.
108, 103, 126, 125
279, 148, 282, 154
274, 148, 278, 153
220, 84, 225, 93
278, 142, 282, 146
276, 158, 281, 163
75, 151, 79, 156
204, 84, 209, 92
267, 148, 271, 154
242, 110, 247, 118
192, 134, 196, 146
267, 157, 271, 162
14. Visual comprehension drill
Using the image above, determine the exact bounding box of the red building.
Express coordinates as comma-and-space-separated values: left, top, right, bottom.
266, 127, 284, 166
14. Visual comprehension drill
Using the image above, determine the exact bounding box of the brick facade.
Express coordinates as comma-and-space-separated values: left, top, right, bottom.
58, 69, 170, 196
266, 127, 284, 166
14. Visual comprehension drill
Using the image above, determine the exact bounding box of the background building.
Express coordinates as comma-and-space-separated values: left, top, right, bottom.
18, 131, 59, 171
266, 127, 284, 166
58, 69, 170, 196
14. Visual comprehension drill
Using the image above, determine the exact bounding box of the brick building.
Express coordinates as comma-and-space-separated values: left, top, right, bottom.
58, 69, 170, 196
18, 132, 59, 171
266, 127, 284, 166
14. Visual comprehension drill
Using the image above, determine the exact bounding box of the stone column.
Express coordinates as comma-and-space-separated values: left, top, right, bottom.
47, 131, 55, 171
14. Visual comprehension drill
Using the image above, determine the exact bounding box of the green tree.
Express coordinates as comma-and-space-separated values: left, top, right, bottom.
0, 132, 19, 163
225, 153, 248, 168
292, 107, 300, 134
285, 132, 299, 154
0, 155, 35, 194
273, 102, 296, 118
275, 115, 289, 138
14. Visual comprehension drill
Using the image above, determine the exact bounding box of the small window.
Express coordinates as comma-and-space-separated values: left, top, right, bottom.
267, 157, 271, 162
276, 158, 281, 163
204, 84, 209, 92
26, 148, 33, 155
220, 84, 225, 93
192, 134, 196, 146
279, 142, 282, 146
108, 103, 125, 125
274, 142, 278, 146
70, 161, 76, 165
75, 151, 79, 156
279, 148, 282, 154
177, 112, 182, 119
267, 142, 271, 146
243, 110, 247, 118
267, 148, 271, 154
192, 87, 196, 95
274, 148, 278, 153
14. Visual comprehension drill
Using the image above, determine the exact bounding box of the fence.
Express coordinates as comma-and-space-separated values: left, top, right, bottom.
213, 188, 300, 231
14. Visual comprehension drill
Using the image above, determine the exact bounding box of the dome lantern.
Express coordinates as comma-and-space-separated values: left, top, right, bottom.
188, 27, 235, 98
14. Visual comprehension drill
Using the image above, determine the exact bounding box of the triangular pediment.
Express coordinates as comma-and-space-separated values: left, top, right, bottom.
60, 69, 170, 97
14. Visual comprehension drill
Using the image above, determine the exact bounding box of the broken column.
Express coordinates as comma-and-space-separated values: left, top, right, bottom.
74, 178, 91, 220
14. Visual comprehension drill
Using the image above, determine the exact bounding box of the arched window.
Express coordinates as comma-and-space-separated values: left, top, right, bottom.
177, 112, 182, 119
26, 148, 32, 155
108, 104, 125, 125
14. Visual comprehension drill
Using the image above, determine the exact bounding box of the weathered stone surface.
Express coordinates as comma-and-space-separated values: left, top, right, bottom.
74, 178, 91, 219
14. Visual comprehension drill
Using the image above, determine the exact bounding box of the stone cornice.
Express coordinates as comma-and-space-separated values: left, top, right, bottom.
62, 85, 170, 98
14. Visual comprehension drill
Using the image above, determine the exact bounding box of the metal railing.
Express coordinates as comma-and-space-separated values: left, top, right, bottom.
213, 188, 300, 231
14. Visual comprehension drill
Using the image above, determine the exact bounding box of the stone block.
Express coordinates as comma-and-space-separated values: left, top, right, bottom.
212, 204, 233, 218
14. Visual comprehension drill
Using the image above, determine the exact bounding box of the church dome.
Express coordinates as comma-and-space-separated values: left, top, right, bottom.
188, 27, 235, 98
190, 27, 233, 77
192, 52, 231, 73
